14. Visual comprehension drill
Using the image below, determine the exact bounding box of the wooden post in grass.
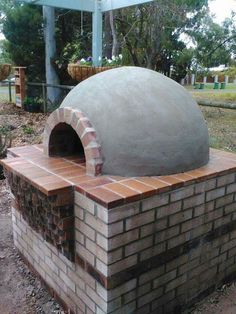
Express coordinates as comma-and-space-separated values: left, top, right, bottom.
8, 81, 12, 102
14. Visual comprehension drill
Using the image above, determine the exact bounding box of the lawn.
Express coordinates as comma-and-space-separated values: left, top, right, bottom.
192, 92, 236, 103
199, 83, 236, 90
0, 85, 15, 102
200, 105, 236, 153
186, 83, 236, 91
186, 82, 236, 103
186, 86, 236, 153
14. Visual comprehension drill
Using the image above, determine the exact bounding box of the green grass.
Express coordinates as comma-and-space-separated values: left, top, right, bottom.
199, 83, 236, 90
201, 107, 236, 153
0, 85, 15, 102
192, 92, 236, 103
188, 86, 236, 152
22, 125, 34, 135
186, 83, 236, 91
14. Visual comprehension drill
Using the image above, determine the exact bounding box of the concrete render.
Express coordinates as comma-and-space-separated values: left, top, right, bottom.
61, 66, 209, 176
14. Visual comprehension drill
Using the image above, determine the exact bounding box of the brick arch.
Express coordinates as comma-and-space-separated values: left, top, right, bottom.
43, 107, 103, 176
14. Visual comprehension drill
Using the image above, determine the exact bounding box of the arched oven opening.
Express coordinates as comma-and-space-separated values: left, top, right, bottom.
48, 122, 85, 159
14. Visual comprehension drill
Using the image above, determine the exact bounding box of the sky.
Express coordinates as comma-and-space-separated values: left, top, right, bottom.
209, 0, 236, 23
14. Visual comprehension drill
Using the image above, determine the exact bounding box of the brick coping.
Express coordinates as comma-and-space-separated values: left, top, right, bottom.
1, 145, 236, 208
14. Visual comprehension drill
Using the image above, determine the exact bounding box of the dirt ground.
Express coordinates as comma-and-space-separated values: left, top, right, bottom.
0, 102, 49, 147
185, 283, 236, 314
0, 103, 64, 314
0, 180, 64, 314
0, 102, 236, 313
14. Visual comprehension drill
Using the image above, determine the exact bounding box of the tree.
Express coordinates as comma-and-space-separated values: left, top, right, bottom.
0, 0, 17, 23
115, 0, 209, 75
3, 0, 227, 85
190, 15, 233, 68
171, 48, 194, 82
1, 3, 92, 84
2, 4, 45, 81
220, 13, 236, 63
54, 9, 92, 82
0, 40, 11, 63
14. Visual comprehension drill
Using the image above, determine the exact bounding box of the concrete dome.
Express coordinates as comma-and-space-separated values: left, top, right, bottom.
61, 66, 209, 176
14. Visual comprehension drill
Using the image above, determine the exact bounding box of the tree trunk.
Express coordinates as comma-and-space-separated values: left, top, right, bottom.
109, 11, 119, 57
104, 12, 112, 59
43, 6, 61, 106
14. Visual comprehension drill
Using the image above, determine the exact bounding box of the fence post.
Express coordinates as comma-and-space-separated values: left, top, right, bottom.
8, 81, 12, 102
191, 74, 195, 85
42, 83, 47, 113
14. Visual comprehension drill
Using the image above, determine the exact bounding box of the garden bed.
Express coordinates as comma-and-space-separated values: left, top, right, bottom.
0, 102, 48, 147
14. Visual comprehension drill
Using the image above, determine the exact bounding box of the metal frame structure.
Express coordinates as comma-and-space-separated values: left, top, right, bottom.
19, 0, 154, 65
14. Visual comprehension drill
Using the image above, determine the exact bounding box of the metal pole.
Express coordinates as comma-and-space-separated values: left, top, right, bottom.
92, 0, 103, 66
8, 81, 12, 102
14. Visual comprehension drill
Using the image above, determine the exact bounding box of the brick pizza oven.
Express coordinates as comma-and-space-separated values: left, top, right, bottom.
1, 67, 236, 314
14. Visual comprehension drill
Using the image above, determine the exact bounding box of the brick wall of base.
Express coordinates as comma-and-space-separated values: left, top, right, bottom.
8, 171, 75, 262
11, 171, 236, 314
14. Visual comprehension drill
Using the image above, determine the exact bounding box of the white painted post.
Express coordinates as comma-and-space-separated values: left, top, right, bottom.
203, 76, 207, 84
92, 0, 103, 66
214, 75, 218, 83
43, 6, 60, 105
225, 75, 229, 84
191, 74, 195, 85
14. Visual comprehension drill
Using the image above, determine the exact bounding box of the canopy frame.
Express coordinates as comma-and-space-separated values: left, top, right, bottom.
18, 0, 154, 65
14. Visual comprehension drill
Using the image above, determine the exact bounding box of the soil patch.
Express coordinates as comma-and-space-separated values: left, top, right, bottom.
0, 104, 63, 313
0, 179, 65, 314
185, 283, 236, 313
0, 102, 49, 147
0, 180, 64, 314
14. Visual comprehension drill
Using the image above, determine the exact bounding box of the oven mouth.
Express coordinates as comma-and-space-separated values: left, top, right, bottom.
48, 122, 85, 158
